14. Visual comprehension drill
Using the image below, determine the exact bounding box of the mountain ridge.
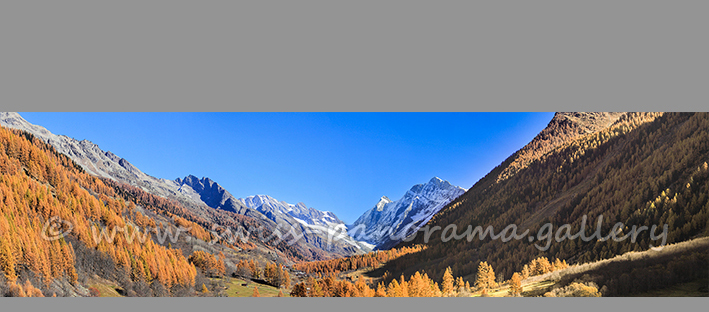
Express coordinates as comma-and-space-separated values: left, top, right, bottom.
495, 112, 627, 183
0, 112, 364, 260
174, 174, 371, 253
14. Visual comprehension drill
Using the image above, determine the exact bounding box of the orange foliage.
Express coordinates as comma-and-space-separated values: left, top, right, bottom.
188, 250, 226, 277
293, 245, 425, 275
0, 126, 197, 292
290, 269, 442, 297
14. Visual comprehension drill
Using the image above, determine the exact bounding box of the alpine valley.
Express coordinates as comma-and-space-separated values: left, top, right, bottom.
0, 112, 706, 298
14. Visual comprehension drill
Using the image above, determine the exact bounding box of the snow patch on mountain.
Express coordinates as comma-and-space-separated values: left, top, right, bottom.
238, 194, 373, 251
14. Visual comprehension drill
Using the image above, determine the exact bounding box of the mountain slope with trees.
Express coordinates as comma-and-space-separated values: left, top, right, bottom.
0, 126, 201, 296
379, 112, 708, 294
0, 112, 363, 261
0, 125, 318, 296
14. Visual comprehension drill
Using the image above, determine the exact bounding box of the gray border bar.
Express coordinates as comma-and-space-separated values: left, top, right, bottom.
1, 1, 707, 112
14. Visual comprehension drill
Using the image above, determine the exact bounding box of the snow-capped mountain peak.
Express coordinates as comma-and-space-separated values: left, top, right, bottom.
375, 196, 392, 211
347, 177, 466, 249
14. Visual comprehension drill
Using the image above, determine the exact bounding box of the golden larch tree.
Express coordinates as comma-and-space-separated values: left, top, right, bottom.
442, 266, 455, 296
508, 272, 523, 296
475, 261, 496, 291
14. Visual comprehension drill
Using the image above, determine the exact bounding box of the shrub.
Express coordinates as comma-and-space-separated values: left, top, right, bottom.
544, 282, 601, 297
88, 287, 100, 297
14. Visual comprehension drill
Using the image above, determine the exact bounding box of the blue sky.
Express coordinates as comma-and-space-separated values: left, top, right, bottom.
19, 112, 554, 223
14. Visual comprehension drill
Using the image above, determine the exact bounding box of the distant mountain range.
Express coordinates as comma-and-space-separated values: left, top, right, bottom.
176, 175, 372, 252
1, 112, 472, 258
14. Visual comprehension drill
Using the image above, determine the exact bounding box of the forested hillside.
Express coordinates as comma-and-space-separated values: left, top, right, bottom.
0, 112, 367, 262
0, 126, 299, 297
0, 126, 198, 296
381, 112, 708, 289
286, 112, 708, 297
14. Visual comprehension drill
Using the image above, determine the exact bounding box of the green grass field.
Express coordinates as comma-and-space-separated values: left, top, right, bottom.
221, 277, 290, 297
88, 282, 124, 297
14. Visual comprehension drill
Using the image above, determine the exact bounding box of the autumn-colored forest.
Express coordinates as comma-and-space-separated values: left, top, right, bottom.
0, 126, 208, 296
287, 112, 708, 297
1, 112, 707, 297
0, 125, 324, 297
288, 254, 568, 297
293, 245, 424, 275
379, 112, 708, 293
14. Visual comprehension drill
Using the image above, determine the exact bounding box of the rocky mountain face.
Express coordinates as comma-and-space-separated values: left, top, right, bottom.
174, 175, 259, 217
348, 177, 467, 250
